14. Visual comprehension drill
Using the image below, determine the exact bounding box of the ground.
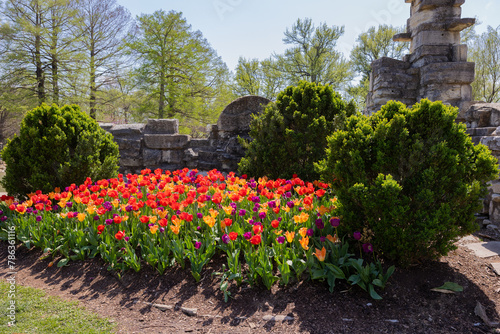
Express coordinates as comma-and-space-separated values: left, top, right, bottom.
1, 227, 499, 334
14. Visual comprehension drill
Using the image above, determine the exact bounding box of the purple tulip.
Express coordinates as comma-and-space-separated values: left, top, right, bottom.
353, 231, 361, 241
330, 217, 340, 227
362, 243, 373, 253
315, 218, 324, 230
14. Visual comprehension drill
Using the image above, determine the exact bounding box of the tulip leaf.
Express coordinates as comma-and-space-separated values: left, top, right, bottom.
57, 258, 69, 267
368, 284, 382, 300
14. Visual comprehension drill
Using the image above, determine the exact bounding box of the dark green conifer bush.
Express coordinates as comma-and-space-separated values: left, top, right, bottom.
1, 104, 119, 198
238, 80, 355, 180
316, 99, 498, 266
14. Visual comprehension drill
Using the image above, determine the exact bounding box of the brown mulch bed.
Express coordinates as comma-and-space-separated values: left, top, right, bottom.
1, 229, 500, 334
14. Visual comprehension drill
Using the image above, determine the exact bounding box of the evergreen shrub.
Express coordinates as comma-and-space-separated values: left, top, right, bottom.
238, 80, 355, 180
317, 99, 498, 266
1, 104, 119, 198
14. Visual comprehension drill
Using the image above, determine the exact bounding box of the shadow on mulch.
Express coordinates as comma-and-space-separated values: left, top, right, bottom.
1, 242, 499, 334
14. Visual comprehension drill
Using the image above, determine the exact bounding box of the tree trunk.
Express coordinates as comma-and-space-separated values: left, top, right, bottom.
90, 42, 96, 119
51, 13, 59, 105
158, 66, 165, 118
35, 9, 45, 105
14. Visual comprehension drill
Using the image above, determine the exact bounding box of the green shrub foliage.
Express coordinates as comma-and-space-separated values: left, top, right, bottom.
1, 104, 119, 198
317, 99, 498, 266
238, 81, 355, 180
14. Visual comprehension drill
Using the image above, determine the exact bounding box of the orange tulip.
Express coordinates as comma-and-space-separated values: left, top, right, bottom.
170, 224, 180, 235
327, 234, 340, 244
299, 236, 309, 250
314, 247, 326, 262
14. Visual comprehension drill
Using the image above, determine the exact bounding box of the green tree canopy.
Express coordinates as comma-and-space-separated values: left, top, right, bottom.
125, 10, 233, 133
274, 18, 353, 90
232, 57, 286, 100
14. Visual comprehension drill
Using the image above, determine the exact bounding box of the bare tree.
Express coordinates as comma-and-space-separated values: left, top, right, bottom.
74, 0, 132, 119
469, 25, 500, 103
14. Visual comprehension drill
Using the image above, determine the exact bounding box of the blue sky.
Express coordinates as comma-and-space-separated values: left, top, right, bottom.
118, 0, 499, 72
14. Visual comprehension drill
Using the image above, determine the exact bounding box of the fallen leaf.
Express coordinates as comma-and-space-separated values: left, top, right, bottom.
431, 282, 463, 293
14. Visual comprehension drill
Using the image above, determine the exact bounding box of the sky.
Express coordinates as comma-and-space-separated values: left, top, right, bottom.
118, 0, 500, 72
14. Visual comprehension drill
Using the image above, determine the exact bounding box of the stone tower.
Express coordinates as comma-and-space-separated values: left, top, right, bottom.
365, 0, 476, 119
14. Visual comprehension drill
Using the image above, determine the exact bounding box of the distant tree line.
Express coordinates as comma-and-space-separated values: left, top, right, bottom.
0, 0, 498, 143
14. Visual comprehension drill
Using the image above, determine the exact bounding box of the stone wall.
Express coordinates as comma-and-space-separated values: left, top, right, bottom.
100, 96, 270, 175
365, 0, 475, 119
465, 103, 500, 228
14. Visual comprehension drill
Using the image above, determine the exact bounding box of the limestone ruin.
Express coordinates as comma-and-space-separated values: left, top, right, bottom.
365, 0, 475, 120
100, 96, 270, 175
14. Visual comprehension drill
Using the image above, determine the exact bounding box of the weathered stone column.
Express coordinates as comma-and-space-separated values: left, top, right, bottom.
366, 0, 475, 118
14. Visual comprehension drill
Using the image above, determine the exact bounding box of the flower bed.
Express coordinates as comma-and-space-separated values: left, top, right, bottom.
0, 168, 393, 300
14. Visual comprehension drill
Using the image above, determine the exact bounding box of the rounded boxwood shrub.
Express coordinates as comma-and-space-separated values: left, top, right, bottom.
1, 104, 120, 198
238, 80, 355, 180
316, 99, 498, 266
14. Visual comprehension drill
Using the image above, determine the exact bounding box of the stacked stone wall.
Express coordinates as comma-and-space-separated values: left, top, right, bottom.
100, 96, 270, 175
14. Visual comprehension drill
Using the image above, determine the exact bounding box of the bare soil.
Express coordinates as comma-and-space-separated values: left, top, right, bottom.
1, 228, 500, 334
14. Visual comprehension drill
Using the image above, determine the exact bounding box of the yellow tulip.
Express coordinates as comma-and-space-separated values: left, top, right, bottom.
299, 227, 308, 238
203, 215, 216, 228
77, 213, 86, 222
223, 206, 233, 215
150, 225, 158, 234
284, 231, 295, 243
86, 205, 96, 215
209, 208, 219, 218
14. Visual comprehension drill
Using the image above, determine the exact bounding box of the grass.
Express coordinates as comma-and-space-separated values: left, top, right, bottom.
0, 280, 116, 334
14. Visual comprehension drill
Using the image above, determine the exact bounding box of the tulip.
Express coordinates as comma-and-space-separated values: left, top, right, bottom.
115, 230, 125, 240
314, 247, 326, 261
299, 236, 309, 250
250, 234, 261, 245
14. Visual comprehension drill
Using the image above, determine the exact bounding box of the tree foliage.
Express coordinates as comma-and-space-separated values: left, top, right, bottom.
125, 10, 233, 132
239, 81, 355, 181
468, 25, 500, 103
274, 18, 353, 90
232, 57, 286, 100
317, 100, 498, 266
